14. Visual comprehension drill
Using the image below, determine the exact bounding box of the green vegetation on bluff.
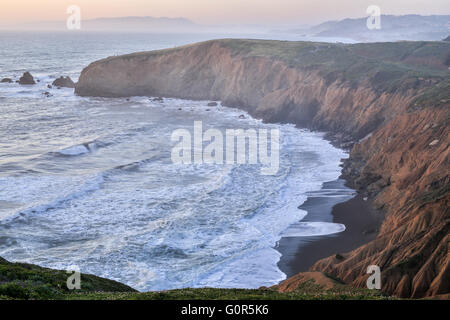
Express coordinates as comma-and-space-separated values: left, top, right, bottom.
63, 286, 392, 301
0, 257, 135, 300
0, 257, 392, 300
218, 39, 450, 93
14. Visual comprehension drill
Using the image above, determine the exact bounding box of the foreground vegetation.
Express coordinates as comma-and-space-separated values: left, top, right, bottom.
0, 257, 392, 300
0, 257, 135, 300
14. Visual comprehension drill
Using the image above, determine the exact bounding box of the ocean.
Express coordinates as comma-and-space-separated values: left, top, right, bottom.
0, 31, 347, 291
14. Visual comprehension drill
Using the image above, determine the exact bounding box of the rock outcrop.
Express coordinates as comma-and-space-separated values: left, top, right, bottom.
18, 72, 35, 85
274, 272, 344, 292
1, 78, 13, 83
75, 39, 450, 298
52, 76, 75, 88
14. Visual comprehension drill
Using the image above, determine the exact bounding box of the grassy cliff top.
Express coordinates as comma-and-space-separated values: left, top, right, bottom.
100, 39, 449, 67
218, 39, 449, 72
89, 38, 450, 97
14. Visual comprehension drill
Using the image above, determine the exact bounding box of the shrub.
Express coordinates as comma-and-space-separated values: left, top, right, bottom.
0, 283, 30, 299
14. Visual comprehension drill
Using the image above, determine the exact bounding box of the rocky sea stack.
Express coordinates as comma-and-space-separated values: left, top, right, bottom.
52, 76, 75, 88
18, 72, 36, 85
75, 39, 450, 298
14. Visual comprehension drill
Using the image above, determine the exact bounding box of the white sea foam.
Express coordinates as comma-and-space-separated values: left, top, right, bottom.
192, 126, 347, 289
281, 222, 346, 237
0, 32, 360, 292
0, 81, 347, 292
0, 174, 105, 222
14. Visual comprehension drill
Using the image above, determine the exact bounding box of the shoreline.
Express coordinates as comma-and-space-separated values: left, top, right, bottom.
0, 79, 373, 290
277, 179, 384, 278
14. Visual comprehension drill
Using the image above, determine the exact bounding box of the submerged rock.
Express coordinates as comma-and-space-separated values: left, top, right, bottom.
19, 72, 35, 85
52, 76, 75, 88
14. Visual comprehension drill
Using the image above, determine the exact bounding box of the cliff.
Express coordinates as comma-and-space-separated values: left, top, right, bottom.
76, 39, 450, 298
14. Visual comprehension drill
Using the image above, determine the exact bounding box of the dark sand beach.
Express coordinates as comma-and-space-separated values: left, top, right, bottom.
277, 179, 384, 278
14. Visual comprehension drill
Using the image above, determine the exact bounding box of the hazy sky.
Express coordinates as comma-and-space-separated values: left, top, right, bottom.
1, 0, 450, 25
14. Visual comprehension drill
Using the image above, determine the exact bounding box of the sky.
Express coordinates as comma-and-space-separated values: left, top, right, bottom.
1, 0, 450, 26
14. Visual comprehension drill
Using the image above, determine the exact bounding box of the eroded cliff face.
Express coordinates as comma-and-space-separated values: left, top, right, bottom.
312, 107, 449, 298
76, 39, 450, 298
76, 41, 437, 140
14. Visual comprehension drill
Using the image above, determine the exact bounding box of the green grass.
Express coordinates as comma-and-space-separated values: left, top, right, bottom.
409, 78, 450, 110
0, 257, 136, 300
0, 257, 393, 300
62, 287, 392, 301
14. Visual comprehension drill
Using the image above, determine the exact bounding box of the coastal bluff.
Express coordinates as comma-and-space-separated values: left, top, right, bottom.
76, 39, 450, 298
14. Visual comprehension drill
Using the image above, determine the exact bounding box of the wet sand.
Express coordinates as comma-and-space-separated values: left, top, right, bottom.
277, 179, 384, 278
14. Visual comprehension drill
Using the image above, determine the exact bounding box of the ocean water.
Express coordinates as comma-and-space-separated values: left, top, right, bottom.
0, 31, 347, 291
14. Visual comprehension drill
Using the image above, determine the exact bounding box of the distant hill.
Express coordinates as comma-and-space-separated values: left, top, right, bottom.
10, 16, 271, 33
287, 15, 450, 42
